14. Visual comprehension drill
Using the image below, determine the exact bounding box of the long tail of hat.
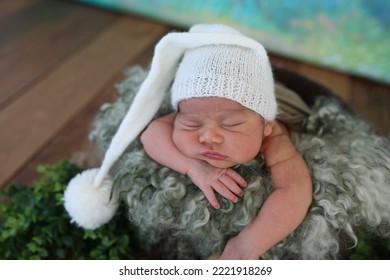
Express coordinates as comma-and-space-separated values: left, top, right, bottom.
94, 37, 182, 187
96, 32, 268, 186
63, 24, 273, 230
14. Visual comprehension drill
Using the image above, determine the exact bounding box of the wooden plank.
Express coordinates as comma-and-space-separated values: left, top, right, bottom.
271, 56, 389, 134
351, 77, 390, 135
270, 54, 352, 101
0, 0, 117, 107
9, 47, 158, 185
10, 47, 158, 186
0, 17, 169, 188
297, 63, 352, 102
269, 53, 301, 71
0, 0, 40, 20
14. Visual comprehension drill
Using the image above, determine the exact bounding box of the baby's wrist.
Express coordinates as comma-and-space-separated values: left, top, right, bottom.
184, 158, 201, 177
236, 230, 263, 259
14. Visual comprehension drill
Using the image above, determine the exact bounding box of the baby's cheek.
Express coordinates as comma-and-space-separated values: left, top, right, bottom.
233, 136, 262, 162
172, 131, 192, 154
172, 130, 182, 147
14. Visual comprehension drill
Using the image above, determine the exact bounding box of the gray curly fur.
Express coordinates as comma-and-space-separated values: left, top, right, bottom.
89, 66, 390, 259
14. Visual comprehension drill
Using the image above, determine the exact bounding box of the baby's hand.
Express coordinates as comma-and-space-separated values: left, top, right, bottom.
186, 160, 247, 209
220, 235, 260, 260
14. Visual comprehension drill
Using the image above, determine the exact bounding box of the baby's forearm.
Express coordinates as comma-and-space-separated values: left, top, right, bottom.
141, 114, 192, 175
238, 154, 313, 258
239, 181, 312, 258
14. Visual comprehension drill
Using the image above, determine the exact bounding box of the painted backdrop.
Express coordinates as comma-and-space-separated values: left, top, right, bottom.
77, 0, 390, 85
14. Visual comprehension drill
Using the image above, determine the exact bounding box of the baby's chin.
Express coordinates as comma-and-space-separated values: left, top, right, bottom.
205, 159, 238, 169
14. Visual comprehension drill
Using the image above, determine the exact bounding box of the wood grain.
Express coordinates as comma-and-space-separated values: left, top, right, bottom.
1, 0, 389, 189
0, 0, 116, 107
0, 0, 40, 20
0, 16, 168, 187
10, 48, 158, 186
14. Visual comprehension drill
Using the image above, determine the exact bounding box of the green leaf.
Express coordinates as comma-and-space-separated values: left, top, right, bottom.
0, 160, 140, 260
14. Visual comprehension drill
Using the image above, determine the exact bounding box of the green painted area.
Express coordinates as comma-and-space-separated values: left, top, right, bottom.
78, 0, 390, 84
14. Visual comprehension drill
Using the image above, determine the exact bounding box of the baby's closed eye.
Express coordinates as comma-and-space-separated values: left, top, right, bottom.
178, 119, 201, 130
222, 121, 245, 127
221, 119, 246, 130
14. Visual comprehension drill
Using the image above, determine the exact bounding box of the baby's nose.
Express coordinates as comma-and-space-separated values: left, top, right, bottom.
199, 128, 223, 144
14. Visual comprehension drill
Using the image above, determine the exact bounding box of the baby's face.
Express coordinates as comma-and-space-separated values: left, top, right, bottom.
173, 97, 272, 168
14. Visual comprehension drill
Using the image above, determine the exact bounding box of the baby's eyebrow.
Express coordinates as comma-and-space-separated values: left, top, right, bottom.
176, 113, 201, 123
219, 109, 247, 118
176, 112, 197, 118
185, 107, 245, 114
179, 110, 247, 122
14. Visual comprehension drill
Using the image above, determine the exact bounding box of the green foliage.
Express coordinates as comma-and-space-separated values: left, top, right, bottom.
1, 160, 389, 260
345, 231, 390, 260
0, 160, 141, 260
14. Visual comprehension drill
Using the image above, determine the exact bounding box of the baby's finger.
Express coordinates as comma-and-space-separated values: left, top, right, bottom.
201, 186, 221, 209
226, 168, 247, 187
219, 175, 244, 197
212, 180, 239, 203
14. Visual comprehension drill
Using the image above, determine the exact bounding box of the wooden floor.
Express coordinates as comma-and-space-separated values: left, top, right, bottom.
1, 0, 389, 188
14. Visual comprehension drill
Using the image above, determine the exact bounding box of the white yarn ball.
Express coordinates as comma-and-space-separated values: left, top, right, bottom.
63, 168, 119, 230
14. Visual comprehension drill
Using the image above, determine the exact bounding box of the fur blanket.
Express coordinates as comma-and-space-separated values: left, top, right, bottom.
89, 66, 390, 259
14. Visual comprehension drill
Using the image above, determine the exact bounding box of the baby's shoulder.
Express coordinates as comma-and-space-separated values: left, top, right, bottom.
268, 121, 289, 137
262, 121, 290, 147
261, 121, 299, 166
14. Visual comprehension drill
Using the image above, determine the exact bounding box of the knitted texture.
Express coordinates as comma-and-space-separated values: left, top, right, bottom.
66, 24, 277, 199
171, 45, 276, 120
90, 66, 390, 259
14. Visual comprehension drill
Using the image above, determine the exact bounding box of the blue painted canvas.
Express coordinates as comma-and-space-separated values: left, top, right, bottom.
78, 0, 390, 84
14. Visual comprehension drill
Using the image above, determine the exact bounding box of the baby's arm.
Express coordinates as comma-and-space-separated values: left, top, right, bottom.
220, 122, 313, 259
140, 113, 246, 209
141, 113, 189, 175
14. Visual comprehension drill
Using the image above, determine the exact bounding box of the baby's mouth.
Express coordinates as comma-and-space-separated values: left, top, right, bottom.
202, 151, 228, 160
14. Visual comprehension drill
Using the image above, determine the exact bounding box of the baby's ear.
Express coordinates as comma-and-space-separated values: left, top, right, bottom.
263, 120, 274, 137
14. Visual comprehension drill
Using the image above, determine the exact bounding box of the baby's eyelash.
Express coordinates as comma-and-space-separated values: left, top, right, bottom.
180, 120, 201, 128
222, 122, 245, 127
185, 124, 200, 128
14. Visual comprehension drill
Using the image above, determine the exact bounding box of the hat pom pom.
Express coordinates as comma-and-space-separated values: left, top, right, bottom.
64, 168, 119, 230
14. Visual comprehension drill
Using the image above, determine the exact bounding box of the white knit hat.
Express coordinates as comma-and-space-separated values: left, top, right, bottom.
64, 24, 276, 230
171, 45, 276, 119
